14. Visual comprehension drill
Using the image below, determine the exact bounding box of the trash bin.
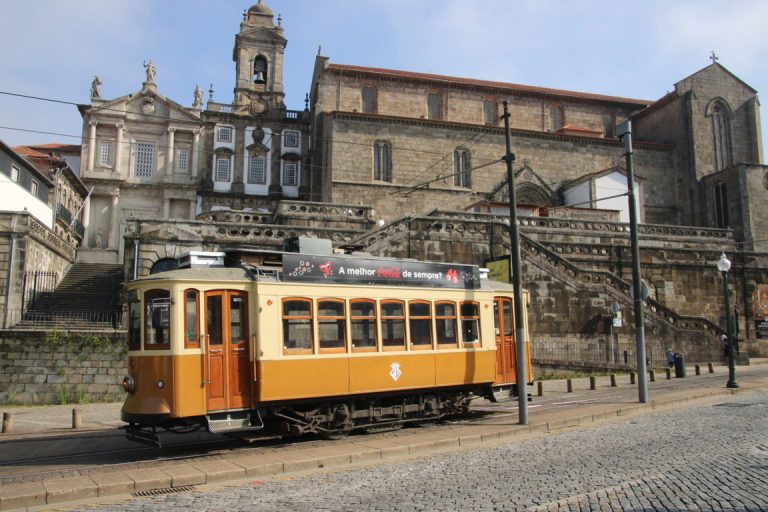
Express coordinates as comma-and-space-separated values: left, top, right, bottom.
674, 353, 686, 378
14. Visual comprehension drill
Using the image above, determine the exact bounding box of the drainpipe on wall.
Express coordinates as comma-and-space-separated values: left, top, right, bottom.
3, 234, 17, 329
132, 238, 140, 281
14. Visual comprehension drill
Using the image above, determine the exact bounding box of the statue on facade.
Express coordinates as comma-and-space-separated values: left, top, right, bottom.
90, 75, 102, 99
193, 85, 203, 108
143, 60, 156, 83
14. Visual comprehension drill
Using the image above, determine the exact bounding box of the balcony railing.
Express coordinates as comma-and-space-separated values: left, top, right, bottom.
56, 204, 72, 225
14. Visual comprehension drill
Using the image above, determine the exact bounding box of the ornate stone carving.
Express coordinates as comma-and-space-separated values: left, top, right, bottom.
90, 76, 102, 99
143, 60, 156, 83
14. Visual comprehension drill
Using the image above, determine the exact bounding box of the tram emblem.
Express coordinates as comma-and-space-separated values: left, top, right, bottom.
389, 362, 402, 382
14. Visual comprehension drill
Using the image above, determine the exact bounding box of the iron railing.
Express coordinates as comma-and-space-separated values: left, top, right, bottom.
1, 307, 124, 330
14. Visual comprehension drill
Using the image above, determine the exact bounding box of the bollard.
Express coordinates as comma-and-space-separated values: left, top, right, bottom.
630, 371, 636, 385
589, 376, 596, 390
610, 374, 617, 387
72, 409, 81, 429
695, 364, 701, 376
665, 368, 672, 380
537, 381, 544, 397
1, 413, 12, 434
708, 362, 714, 374
649, 369, 656, 382
567, 378, 573, 393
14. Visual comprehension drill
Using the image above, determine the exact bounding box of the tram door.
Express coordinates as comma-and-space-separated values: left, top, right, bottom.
494, 296, 517, 384
204, 290, 251, 411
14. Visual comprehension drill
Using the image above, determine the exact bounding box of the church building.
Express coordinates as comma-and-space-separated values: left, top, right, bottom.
70, 1, 768, 359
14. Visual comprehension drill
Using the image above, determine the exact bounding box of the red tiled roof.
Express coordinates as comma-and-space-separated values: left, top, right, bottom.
327, 63, 652, 106
12, 146, 49, 159
27, 143, 81, 152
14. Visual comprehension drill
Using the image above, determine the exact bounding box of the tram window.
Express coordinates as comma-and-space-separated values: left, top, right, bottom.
351, 299, 377, 351
145, 289, 171, 349
502, 300, 513, 336
128, 301, 141, 350
460, 301, 481, 345
380, 300, 405, 350
409, 301, 433, 349
435, 301, 457, 347
184, 290, 199, 348
207, 295, 223, 347
230, 294, 247, 345
283, 298, 313, 353
318, 299, 346, 352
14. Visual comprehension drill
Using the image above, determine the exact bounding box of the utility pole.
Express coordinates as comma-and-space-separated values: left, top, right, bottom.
617, 120, 648, 403
502, 101, 529, 424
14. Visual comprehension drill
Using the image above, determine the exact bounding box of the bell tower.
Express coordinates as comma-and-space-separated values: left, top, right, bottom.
233, 0, 287, 114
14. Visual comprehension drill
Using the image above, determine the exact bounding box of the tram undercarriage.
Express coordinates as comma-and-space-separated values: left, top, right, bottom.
124, 386, 491, 446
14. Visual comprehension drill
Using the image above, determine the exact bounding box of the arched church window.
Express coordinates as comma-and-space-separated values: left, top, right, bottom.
549, 104, 563, 131
709, 100, 733, 171
253, 56, 268, 84
373, 141, 391, 182
453, 149, 471, 188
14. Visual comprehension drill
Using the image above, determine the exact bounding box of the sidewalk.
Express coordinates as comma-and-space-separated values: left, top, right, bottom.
1, 362, 767, 511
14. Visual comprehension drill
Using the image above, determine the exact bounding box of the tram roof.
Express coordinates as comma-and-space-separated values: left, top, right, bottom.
129, 265, 518, 293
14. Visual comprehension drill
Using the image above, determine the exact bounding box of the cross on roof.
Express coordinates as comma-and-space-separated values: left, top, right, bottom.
710, 51, 719, 64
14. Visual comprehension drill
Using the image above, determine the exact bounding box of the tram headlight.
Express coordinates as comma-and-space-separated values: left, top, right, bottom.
156, 379, 165, 389
122, 374, 136, 394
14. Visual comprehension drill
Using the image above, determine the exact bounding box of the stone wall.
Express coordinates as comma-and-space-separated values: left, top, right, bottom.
0, 332, 126, 405
320, 112, 677, 224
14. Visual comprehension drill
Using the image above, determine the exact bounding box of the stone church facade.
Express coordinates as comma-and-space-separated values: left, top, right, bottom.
74, 1, 768, 360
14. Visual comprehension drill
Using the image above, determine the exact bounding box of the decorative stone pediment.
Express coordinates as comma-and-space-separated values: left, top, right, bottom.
88, 87, 202, 124
488, 164, 555, 205
137, 223, 202, 242
247, 127, 270, 153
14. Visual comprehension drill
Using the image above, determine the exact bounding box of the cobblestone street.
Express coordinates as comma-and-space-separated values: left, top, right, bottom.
69, 391, 768, 511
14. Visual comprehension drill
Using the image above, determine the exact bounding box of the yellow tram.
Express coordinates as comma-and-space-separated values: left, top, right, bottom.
120, 251, 532, 443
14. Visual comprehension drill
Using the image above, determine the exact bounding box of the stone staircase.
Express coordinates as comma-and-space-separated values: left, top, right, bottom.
16, 263, 125, 331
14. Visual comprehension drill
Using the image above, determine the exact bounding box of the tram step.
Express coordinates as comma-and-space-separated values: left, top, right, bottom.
206, 411, 263, 434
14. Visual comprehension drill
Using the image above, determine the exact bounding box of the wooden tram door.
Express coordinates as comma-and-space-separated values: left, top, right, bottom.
204, 290, 251, 411
494, 296, 517, 384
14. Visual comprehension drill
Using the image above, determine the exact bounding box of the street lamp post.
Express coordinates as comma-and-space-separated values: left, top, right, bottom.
717, 252, 739, 389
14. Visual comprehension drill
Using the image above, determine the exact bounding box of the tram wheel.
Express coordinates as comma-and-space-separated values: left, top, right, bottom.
320, 403, 354, 440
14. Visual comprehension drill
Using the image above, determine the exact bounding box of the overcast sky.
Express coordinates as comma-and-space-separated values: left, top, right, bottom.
2, 0, 767, 159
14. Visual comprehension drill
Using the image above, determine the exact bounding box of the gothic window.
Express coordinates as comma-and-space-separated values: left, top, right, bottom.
248, 155, 267, 184
714, 181, 729, 228
373, 141, 391, 182
549, 104, 563, 131
483, 99, 498, 125
217, 126, 233, 143
135, 142, 155, 178
283, 161, 299, 186
454, 149, 471, 188
362, 86, 377, 114
428, 92, 442, 120
253, 56, 268, 84
215, 155, 231, 182
710, 101, 733, 171
99, 141, 113, 166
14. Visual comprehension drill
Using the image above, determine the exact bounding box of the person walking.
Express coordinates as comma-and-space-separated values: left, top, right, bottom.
666, 348, 675, 369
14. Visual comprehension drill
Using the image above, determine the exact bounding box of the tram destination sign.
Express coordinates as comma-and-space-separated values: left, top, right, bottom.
282, 254, 480, 289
